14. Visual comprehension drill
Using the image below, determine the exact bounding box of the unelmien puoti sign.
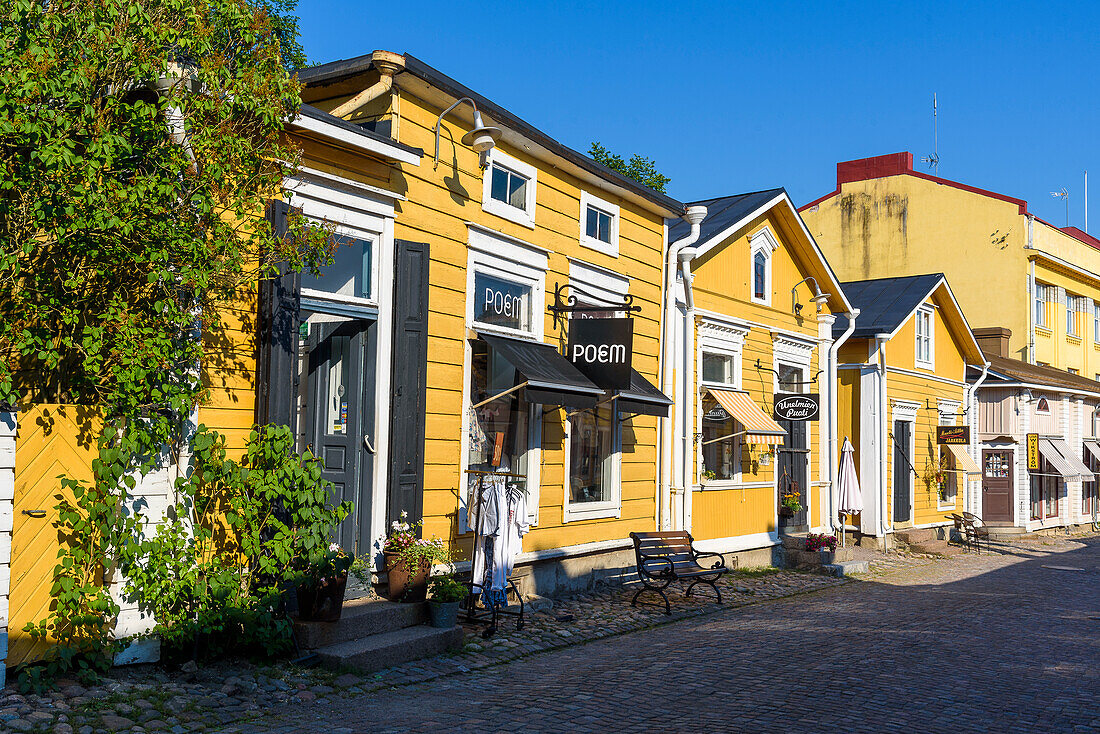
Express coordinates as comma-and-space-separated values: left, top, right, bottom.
773, 393, 820, 421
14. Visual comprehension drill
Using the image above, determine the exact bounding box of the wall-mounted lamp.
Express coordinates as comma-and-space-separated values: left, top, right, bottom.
791, 277, 831, 316
434, 96, 501, 170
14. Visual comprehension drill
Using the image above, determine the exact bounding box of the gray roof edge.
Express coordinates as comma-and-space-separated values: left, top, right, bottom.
297, 53, 684, 215
296, 104, 424, 157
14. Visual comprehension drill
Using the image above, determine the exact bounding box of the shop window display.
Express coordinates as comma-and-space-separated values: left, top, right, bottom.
467, 340, 531, 480
568, 405, 615, 504
701, 399, 741, 481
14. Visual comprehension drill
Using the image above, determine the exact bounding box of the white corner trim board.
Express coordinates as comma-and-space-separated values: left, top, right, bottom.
0, 410, 16, 688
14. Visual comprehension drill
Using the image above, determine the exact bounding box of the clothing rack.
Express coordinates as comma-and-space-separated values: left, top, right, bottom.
463, 469, 527, 638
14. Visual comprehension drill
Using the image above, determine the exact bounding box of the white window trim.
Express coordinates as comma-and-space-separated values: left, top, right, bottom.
562, 410, 622, 523
482, 148, 537, 229
1035, 396, 1051, 415
697, 339, 743, 486
1034, 283, 1050, 329
915, 305, 935, 370
749, 228, 779, 306
568, 258, 629, 308
937, 400, 960, 510
466, 227, 548, 341
579, 190, 620, 257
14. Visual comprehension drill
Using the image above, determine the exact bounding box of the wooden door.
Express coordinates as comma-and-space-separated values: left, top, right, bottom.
982, 449, 1014, 523
777, 418, 808, 529
892, 420, 912, 523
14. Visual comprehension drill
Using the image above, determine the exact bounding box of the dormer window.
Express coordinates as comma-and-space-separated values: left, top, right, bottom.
748, 228, 778, 306
753, 251, 767, 300
915, 305, 934, 369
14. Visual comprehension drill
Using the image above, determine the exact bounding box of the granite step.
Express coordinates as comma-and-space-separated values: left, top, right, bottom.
314, 624, 465, 674
910, 539, 965, 557
294, 597, 427, 650
896, 527, 938, 545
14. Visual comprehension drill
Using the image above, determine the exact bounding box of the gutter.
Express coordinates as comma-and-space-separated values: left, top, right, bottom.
965, 361, 991, 515
659, 205, 708, 530
827, 309, 860, 532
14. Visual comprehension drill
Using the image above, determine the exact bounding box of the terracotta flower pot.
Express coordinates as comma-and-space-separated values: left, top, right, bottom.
297, 572, 348, 622
384, 552, 430, 602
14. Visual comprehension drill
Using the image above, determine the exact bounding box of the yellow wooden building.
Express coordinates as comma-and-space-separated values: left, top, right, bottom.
297, 51, 686, 592
663, 190, 854, 561
834, 274, 985, 543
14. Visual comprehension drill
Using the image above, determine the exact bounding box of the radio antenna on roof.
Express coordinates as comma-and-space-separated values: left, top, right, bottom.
920, 93, 939, 174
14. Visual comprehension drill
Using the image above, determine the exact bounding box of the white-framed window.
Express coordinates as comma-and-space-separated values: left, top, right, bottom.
1035, 396, 1051, 414
700, 347, 742, 483
482, 149, 537, 228
1067, 293, 1085, 337
749, 228, 779, 306
579, 191, 620, 257
937, 400, 960, 508
1094, 302, 1100, 343
466, 227, 548, 340
915, 306, 934, 368
1069, 368, 1080, 375
563, 401, 621, 522
1034, 283, 1051, 328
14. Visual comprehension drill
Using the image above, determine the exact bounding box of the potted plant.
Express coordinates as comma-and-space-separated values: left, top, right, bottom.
805, 533, 838, 553
427, 574, 467, 628
382, 512, 452, 602
296, 543, 353, 622
779, 491, 803, 517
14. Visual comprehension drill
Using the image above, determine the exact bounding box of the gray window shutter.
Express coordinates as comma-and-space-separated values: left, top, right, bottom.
255, 200, 301, 430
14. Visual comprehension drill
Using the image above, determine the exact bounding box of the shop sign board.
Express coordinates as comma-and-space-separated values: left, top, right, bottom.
568, 317, 633, 390
936, 425, 970, 445
773, 393, 820, 421
1027, 432, 1040, 470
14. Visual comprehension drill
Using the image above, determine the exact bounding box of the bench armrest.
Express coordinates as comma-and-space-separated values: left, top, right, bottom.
692, 550, 727, 570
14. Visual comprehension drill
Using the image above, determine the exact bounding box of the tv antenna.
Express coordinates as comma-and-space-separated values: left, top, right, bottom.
1051, 188, 1069, 227
920, 93, 939, 174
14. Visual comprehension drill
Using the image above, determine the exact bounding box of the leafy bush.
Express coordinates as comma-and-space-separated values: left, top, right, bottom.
427, 574, 467, 604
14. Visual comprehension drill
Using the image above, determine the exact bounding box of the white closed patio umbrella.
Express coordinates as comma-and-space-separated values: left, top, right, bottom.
838, 437, 863, 547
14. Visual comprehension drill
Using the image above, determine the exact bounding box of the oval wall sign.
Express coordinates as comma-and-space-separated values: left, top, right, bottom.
773, 393, 820, 421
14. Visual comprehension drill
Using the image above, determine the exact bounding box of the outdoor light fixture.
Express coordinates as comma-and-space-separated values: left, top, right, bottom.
791, 277, 831, 315
434, 96, 501, 170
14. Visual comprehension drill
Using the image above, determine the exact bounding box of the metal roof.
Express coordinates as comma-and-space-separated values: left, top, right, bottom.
832, 274, 946, 339
667, 189, 786, 244
971, 352, 1100, 395
297, 53, 684, 215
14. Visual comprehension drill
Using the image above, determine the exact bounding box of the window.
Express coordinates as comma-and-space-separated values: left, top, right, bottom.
1094, 302, 1100, 343
466, 340, 538, 523
565, 403, 620, 520
1082, 445, 1099, 517
1067, 294, 1085, 337
702, 353, 736, 385
472, 272, 533, 334
748, 229, 777, 306
482, 149, 537, 227
777, 363, 804, 394
940, 449, 957, 506
1069, 368, 1080, 375
1034, 283, 1051, 328
1030, 457, 1059, 519
1035, 396, 1051, 414
701, 399, 741, 482
915, 306, 934, 368
579, 191, 620, 256
301, 232, 374, 301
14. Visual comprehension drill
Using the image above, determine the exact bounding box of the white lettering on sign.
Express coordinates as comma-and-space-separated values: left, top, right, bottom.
572, 343, 628, 365
484, 287, 522, 319
774, 395, 819, 421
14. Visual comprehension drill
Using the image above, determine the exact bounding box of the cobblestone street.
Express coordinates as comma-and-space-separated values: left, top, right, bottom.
243, 535, 1100, 733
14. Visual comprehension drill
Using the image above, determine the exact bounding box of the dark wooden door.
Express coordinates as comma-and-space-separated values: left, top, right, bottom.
777, 418, 808, 529
982, 449, 1014, 523
892, 420, 912, 523
307, 319, 375, 554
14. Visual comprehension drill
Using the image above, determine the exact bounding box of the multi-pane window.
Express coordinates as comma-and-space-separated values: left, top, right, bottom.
1067, 294, 1086, 337
702, 352, 736, 385
1030, 457, 1060, 519
568, 405, 617, 505
585, 206, 613, 244
1034, 283, 1051, 328
490, 163, 529, 211
915, 307, 934, 366
1094, 302, 1100, 343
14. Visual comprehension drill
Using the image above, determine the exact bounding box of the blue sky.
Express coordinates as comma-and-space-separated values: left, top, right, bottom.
297, 1, 1100, 228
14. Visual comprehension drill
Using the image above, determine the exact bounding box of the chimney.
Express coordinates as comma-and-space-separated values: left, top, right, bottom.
972, 327, 1011, 357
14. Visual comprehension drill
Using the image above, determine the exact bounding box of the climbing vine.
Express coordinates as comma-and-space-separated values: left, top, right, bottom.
1, 0, 335, 686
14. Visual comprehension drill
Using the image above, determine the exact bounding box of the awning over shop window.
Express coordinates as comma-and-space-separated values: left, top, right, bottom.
1083, 439, 1100, 466
616, 369, 673, 417
1038, 438, 1094, 481
479, 332, 603, 410
705, 389, 787, 446
944, 444, 981, 475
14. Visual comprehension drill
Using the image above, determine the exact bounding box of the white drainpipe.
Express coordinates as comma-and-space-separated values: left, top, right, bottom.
659, 205, 708, 530
329, 51, 405, 120
827, 309, 860, 531
965, 361, 991, 514
876, 334, 890, 545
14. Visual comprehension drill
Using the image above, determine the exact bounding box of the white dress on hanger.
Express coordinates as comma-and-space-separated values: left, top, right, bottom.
470, 463, 530, 609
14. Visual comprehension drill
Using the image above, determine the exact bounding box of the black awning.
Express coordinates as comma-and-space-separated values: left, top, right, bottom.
479, 333, 603, 409
616, 368, 673, 418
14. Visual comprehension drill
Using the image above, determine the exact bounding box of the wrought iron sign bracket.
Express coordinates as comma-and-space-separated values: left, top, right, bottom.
754, 359, 823, 386
548, 281, 640, 329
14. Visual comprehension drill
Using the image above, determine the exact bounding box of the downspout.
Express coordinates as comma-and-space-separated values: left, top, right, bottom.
151, 69, 197, 174
659, 205, 708, 530
827, 309, 860, 531
678, 241, 702, 530
876, 334, 890, 546
965, 361, 991, 514
329, 51, 406, 120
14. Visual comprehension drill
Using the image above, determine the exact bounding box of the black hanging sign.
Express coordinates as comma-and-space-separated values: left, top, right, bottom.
568, 317, 633, 390
936, 425, 970, 445
773, 393, 820, 421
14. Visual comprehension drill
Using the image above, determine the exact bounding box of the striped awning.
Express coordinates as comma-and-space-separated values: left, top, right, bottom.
706, 389, 788, 446
944, 444, 981, 475
1038, 438, 1094, 481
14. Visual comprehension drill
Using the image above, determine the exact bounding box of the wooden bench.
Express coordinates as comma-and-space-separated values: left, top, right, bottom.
629, 531, 730, 614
